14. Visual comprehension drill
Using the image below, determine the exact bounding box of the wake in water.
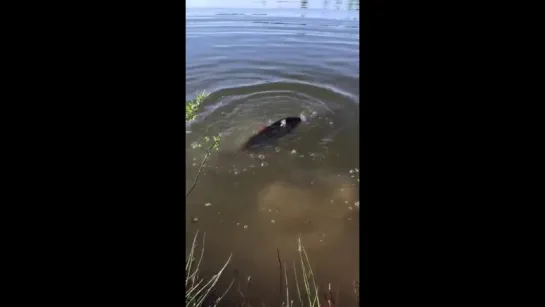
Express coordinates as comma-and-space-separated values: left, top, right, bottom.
187, 107, 351, 178
240, 116, 305, 151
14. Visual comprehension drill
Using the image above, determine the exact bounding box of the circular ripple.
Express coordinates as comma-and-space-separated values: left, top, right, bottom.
186, 14, 359, 176
187, 80, 357, 152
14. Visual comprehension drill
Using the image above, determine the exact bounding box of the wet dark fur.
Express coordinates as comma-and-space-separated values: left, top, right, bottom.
241, 117, 302, 151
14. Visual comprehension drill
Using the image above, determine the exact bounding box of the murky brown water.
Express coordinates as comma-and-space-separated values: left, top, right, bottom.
186, 7, 359, 306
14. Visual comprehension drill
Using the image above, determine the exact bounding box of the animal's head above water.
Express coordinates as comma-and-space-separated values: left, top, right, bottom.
241, 116, 303, 152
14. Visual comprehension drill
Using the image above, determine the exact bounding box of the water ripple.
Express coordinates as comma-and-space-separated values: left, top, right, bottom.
187, 13, 359, 157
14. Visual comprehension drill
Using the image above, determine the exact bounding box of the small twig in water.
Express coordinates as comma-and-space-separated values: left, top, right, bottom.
186, 142, 215, 197
277, 248, 283, 302
284, 262, 289, 307
293, 262, 303, 306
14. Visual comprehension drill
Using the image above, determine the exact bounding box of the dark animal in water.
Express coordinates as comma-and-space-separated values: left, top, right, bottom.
241, 116, 303, 151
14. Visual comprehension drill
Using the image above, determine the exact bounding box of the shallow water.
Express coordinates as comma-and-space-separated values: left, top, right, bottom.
186, 6, 359, 306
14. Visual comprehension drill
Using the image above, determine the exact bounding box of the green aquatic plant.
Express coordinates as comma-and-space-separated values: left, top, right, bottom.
186, 90, 209, 122
186, 90, 221, 198
186, 90, 220, 152
190, 135, 221, 151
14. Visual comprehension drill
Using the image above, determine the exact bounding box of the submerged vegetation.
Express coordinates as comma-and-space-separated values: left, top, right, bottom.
185, 91, 359, 306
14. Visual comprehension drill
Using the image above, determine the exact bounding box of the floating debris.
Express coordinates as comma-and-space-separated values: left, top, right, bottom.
275, 147, 281, 152
299, 154, 305, 158
204, 202, 212, 207
348, 206, 353, 210
261, 161, 268, 167
291, 149, 297, 154
349, 169, 355, 174
355, 201, 359, 208
192, 217, 199, 223
258, 154, 265, 160
243, 225, 248, 229
271, 220, 276, 224
236, 222, 240, 226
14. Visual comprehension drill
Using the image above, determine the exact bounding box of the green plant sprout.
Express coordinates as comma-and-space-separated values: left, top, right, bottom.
186, 90, 209, 122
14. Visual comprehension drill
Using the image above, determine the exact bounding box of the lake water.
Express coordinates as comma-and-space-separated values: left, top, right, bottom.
186, 6, 359, 306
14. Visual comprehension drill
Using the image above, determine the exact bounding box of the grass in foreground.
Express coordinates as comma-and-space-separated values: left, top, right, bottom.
186, 231, 233, 307
185, 233, 359, 307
